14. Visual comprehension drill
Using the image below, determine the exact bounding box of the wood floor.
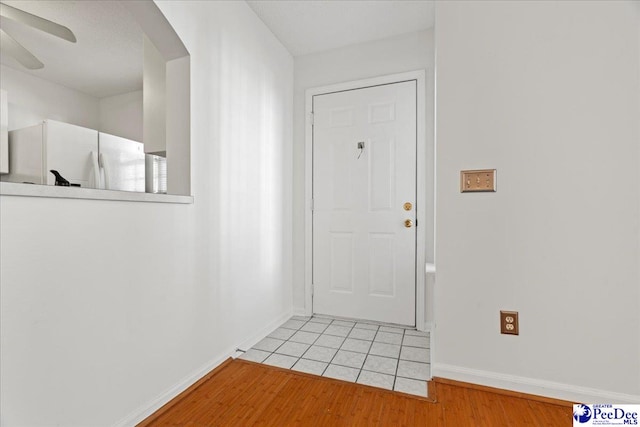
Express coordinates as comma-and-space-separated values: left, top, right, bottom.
139, 359, 572, 426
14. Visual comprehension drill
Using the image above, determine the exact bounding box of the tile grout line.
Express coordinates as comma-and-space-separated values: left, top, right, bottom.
353, 324, 379, 384
292, 317, 334, 371
296, 320, 355, 367
273, 319, 309, 362
289, 317, 362, 373
358, 326, 376, 377
265, 316, 314, 358
370, 328, 400, 389
391, 329, 406, 391
306, 317, 346, 370
320, 319, 359, 378
267, 317, 325, 367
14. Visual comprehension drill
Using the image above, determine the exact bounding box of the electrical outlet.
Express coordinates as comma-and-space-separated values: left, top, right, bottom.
500, 311, 519, 335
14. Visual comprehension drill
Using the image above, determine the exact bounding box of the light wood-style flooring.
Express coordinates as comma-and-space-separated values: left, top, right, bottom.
139, 359, 572, 426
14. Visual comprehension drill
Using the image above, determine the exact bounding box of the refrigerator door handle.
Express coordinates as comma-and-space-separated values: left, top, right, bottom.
90, 151, 101, 189
99, 152, 110, 190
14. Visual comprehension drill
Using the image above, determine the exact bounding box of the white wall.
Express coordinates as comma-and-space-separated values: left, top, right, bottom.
143, 35, 167, 155
99, 90, 143, 142
0, 63, 142, 144
166, 56, 191, 196
293, 30, 435, 314
0, 64, 100, 131
434, 0, 640, 402
0, 1, 293, 425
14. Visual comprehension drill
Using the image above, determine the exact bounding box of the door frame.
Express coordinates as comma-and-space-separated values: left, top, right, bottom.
304, 70, 429, 330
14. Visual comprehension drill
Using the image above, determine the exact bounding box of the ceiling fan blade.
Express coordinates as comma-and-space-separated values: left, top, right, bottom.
0, 2, 76, 43
0, 28, 43, 69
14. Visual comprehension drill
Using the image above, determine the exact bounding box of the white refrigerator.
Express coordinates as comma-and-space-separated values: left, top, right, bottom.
98, 133, 145, 192
1, 119, 146, 191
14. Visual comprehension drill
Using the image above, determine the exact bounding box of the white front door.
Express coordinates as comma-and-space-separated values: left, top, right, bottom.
312, 80, 417, 326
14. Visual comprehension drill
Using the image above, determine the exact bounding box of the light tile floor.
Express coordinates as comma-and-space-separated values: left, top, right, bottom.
238, 315, 430, 397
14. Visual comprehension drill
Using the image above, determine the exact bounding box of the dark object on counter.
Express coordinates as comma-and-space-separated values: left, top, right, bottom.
50, 170, 70, 186
49, 170, 80, 187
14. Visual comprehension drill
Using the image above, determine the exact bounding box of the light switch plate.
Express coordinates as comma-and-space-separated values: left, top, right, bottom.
461, 169, 496, 193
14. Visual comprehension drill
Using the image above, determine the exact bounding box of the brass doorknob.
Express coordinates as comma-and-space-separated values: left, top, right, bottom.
404, 219, 413, 228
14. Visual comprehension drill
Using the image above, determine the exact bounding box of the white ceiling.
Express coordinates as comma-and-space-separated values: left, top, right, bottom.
246, 0, 435, 57
0, 1, 143, 99
0, 1, 434, 98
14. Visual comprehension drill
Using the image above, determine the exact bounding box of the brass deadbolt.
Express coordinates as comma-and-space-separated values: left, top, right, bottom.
403, 202, 412, 211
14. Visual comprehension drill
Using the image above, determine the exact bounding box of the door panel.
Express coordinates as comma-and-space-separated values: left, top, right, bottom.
369, 137, 395, 211
312, 81, 417, 326
368, 102, 396, 123
330, 140, 353, 210
369, 232, 395, 296
330, 232, 354, 292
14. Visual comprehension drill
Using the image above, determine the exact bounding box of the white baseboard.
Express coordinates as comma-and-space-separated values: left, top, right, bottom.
236, 310, 293, 352
419, 321, 433, 333
113, 351, 233, 427
113, 310, 293, 427
432, 363, 640, 404
292, 307, 308, 316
